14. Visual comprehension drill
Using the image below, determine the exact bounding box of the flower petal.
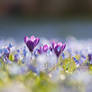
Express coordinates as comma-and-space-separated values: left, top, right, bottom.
34, 38, 40, 46
26, 41, 34, 52
43, 44, 48, 52
24, 36, 29, 43
30, 35, 35, 42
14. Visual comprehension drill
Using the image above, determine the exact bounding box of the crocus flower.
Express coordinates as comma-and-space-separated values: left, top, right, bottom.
24, 35, 40, 52
52, 41, 66, 57
88, 54, 92, 64
88, 54, 92, 61
38, 44, 48, 54
43, 44, 48, 52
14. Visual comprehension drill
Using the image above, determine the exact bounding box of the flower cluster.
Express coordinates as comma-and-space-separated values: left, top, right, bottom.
24, 35, 66, 58
0, 36, 92, 92
0, 36, 92, 76
0, 36, 92, 75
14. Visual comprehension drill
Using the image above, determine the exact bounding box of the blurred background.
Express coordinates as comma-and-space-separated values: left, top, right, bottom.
0, 0, 92, 41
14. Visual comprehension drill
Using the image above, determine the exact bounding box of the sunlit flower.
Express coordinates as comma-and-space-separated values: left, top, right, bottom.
24, 35, 40, 52
52, 41, 66, 57
38, 44, 48, 54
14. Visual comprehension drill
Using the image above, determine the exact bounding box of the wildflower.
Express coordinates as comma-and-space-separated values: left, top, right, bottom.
3, 48, 10, 58
88, 54, 92, 64
79, 55, 86, 64
7, 43, 12, 51
23, 47, 27, 57
24, 35, 40, 52
14, 54, 19, 62
73, 57, 79, 65
38, 44, 48, 54
62, 53, 65, 59
52, 41, 66, 57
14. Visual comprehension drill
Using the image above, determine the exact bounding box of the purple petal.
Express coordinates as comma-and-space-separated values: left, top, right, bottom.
43, 44, 48, 52
49, 46, 52, 51
54, 45, 61, 57
24, 36, 29, 43
58, 42, 62, 46
26, 41, 34, 52
30, 35, 35, 42
52, 41, 56, 49
61, 43, 66, 52
34, 38, 40, 46
38, 46, 43, 54
88, 54, 92, 61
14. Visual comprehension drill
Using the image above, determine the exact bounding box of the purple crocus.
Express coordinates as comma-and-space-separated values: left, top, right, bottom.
24, 35, 40, 52
88, 54, 92, 64
52, 41, 66, 57
88, 54, 92, 61
38, 44, 48, 54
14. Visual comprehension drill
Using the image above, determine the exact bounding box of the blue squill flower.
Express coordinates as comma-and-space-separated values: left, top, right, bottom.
24, 35, 40, 52
52, 41, 66, 57
73, 57, 79, 65
3, 48, 10, 58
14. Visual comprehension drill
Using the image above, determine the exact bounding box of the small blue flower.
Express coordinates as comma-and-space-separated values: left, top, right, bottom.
23, 48, 27, 57
8, 43, 12, 48
17, 49, 20, 53
3, 48, 9, 54
73, 57, 79, 64
62, 53, 65, 59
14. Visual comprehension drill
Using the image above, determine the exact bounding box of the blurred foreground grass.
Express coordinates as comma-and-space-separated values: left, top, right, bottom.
0, 67, 91, 92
